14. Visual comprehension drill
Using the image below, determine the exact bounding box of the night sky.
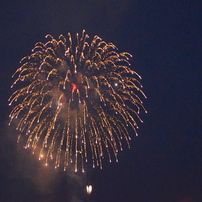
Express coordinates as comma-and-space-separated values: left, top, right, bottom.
0, 1, 201, 202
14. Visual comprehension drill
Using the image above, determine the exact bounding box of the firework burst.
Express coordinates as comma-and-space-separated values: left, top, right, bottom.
9, 30, 147, 172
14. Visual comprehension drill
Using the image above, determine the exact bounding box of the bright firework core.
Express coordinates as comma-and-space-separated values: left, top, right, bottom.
72, 84, 77, 91
9, 30, 147, 172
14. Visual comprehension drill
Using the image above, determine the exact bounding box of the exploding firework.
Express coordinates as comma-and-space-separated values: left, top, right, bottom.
9, 30, 147, 172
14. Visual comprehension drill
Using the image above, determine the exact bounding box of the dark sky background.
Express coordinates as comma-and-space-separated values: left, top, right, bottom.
0, 1, 201, 202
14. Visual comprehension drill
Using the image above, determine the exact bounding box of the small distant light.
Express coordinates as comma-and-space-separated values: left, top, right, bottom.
114, 83, 118, 87
86, 185, 92, 195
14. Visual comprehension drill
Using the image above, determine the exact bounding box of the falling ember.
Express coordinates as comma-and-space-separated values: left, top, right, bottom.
86, 185, 93, 195
8, 30, 147, 172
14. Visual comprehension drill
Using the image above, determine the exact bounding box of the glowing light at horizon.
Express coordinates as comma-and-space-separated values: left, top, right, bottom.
86, 185, 93, 195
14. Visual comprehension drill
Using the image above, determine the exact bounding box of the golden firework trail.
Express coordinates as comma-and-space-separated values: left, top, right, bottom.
9, 30, 147, 172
